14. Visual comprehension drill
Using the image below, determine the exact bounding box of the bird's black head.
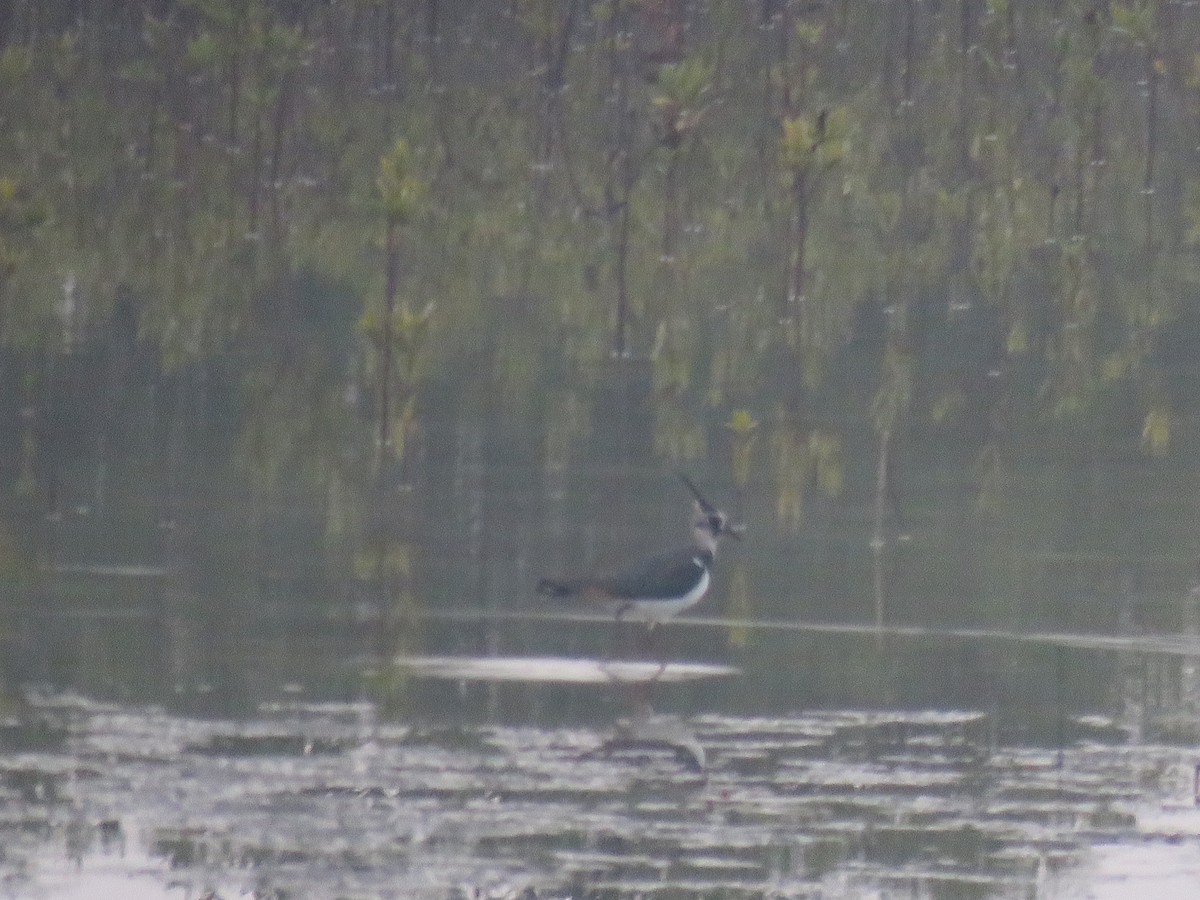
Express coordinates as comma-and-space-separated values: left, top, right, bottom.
679, 473, 744, 550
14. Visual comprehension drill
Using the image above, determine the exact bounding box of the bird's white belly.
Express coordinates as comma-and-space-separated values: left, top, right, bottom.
623, 567, 710, 624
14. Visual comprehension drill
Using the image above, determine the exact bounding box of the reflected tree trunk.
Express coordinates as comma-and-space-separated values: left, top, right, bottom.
1116, 570, 1146, 743
872, 427, 891, 648
614, 159, 633, 358
1182, 574, 1200, 719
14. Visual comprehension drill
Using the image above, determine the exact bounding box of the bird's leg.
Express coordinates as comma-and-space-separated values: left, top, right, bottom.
631, 618, 650, 658
650, 622, 669, 673
628, 679, 654, 711
633, 625, 666, 711
609, 601, 634, 660
638, 622, 669, 679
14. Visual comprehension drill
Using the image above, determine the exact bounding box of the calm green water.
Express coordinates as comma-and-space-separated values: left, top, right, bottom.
8, 446, 1200, 731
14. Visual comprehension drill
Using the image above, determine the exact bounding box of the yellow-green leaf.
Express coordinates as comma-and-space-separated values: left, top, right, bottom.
378, 138, 428, 225
1006, 319, 1028, 355
1141, 406, 1171, 457
930, 391, 964, 423
1101, 352, 1129, 382
726, 408, 759, 436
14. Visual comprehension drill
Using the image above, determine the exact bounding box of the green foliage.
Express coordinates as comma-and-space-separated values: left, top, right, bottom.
794, 21, 823, 48
930, 391, 965, 424
1006, 318, 1028, 356
1141, 405, 1171, 457
769, 422, 843, 531
0, 174, 51, 344
725, 564, 752, 647
771, 421, 809, 530
1, 0, 1198, 522
1110, 1, 1155, 45
655, 57, 713, 110
0, 46, 32, 85
726, 408, 759, 487
516, 0, 559, 41
653, 56, 713, 155
359, 301, 436, 383
377, 139, 428, 226
779, 107, 849, 175
779, 115, 818, 171
185, 30, 222, 70
809, 430, 844, 498
236, 319, 364, 495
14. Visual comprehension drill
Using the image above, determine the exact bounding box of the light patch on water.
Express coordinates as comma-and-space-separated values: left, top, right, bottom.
1053, 841, 1200, 899
10, 819, 187, 900
48, 564, 174, 579
394, 654, 741, 684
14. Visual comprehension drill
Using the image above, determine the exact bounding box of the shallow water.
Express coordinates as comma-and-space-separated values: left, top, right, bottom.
7, 437, 1200, 897
2, 686, 1199, 899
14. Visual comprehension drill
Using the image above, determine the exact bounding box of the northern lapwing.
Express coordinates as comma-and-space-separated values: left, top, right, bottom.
536, 474, 743, 627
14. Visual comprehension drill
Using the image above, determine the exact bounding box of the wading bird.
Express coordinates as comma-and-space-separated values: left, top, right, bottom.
536, 474, 743, 629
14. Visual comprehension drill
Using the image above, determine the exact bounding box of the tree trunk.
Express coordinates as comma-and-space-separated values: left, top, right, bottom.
786, 170, 809, 318
614, 185, 631, 358
902, 0, 917, 106
661, 150, 679, 263
267, 72, 293, 249
958, 0, 976, 170
1144, 41, 1157, 254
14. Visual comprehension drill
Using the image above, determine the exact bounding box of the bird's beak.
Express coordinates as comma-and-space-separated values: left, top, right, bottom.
677, 472, 718, 515
726, 521, 746, 541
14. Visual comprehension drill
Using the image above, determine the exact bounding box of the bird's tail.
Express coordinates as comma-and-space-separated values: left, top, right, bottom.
536, 577, 582, 598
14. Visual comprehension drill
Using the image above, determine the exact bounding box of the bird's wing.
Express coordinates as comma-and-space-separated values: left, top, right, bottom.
596, 548, 706, 601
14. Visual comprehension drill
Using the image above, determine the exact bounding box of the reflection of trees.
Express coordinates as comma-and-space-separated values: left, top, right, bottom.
1181, 577, 1200, 734
6, 2, 1200, 678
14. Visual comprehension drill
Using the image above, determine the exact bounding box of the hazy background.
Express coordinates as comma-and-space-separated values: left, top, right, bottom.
1, 0, 1200, 741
